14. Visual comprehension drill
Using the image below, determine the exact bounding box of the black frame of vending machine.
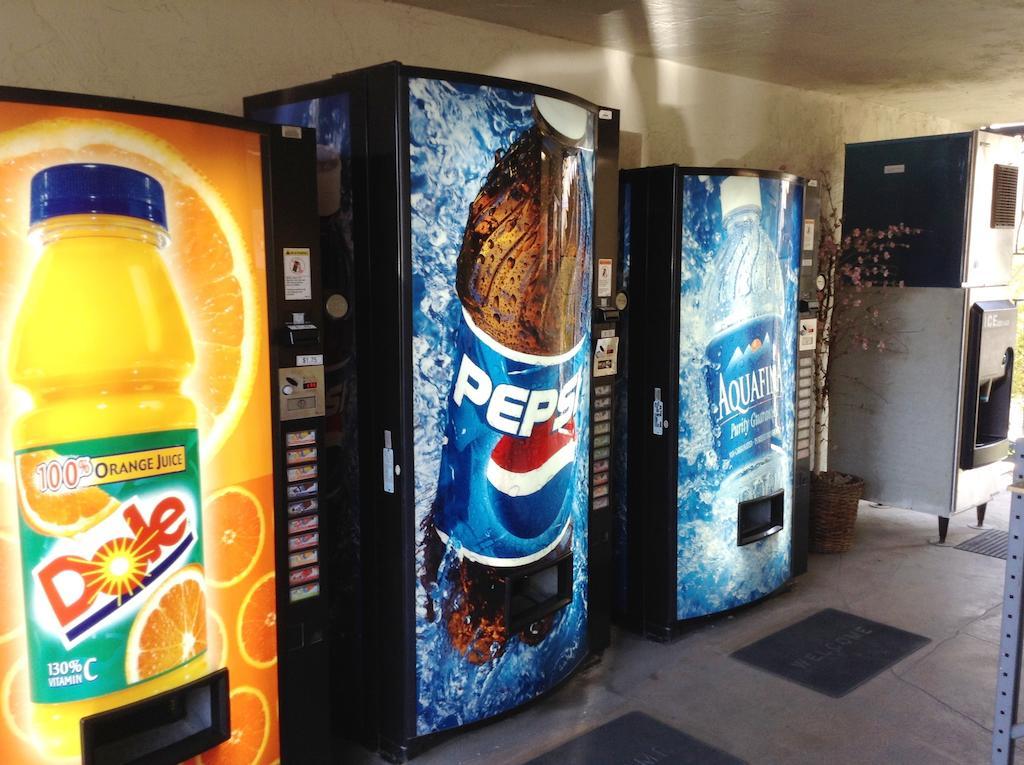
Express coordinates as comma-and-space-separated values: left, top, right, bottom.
262, 123, 332, 765
589, 106, 621, 656
246, 61, 618, 761
0, 85, 330, 764
618, 165, 804, 639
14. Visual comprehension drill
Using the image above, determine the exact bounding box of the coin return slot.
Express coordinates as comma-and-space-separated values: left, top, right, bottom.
505, 552, 573, 634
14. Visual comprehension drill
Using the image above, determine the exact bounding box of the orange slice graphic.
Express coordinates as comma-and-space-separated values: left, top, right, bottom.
198, 686, 270, 765
0, 532, 23, 644
1, 655, 33, 746
207, 606, 228, 670
15, 450, 118, 537
204, 486, 265, 589
125, 564, 208, 683
237, 572, 277, 669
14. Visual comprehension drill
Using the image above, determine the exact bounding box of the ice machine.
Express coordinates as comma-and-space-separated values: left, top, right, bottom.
831, 130, 1021, 542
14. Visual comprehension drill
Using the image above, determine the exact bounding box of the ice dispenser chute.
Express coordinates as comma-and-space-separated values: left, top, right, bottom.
961, 300, 1016, 469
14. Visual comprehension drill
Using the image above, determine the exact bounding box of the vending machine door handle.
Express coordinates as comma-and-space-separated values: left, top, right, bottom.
382, 429, 396, 494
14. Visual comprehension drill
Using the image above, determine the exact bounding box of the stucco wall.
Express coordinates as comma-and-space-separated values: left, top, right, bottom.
0, 0, 968, 182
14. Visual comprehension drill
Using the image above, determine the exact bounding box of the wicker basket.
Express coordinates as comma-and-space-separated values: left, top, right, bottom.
809, 472, 864, 553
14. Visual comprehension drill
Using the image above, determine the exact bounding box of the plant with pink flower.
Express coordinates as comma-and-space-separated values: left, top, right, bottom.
812, 174, 920, 475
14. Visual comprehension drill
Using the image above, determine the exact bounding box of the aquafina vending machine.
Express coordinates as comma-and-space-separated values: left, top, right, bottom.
615, 166, 805, 637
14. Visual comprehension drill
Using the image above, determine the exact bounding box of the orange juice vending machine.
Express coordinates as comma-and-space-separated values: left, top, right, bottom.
0, 88, 329, 764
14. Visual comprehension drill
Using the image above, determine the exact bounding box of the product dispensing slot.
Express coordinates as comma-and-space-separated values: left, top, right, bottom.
504, 552, 573, 634
961, 300, 1017, 470
80, 668, 229, 765
736, 490, 785, 547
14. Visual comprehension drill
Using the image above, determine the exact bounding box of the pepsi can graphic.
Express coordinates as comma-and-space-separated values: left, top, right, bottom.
433, 308, 585, 565
422, 90, 594, 668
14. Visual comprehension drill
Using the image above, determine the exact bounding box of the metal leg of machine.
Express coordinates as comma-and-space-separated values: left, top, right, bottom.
971, 502, 989, 530
938, 516, 950, 545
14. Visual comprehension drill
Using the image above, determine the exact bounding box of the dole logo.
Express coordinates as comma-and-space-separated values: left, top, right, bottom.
33, 491, 197, 648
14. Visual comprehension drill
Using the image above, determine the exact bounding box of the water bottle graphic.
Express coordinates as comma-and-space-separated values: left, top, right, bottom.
702, 175, 785, 503
424, 95, 593, 664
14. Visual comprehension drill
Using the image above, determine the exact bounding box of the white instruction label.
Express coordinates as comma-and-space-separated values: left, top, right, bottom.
594, 336, 619, 377
597, 258, 613, 297
284, 248, 312, 301
799, 318, 817, 351
802, 220, 815, 250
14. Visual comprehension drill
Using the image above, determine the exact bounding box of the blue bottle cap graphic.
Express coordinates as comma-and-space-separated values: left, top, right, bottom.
30, 163, 168, 229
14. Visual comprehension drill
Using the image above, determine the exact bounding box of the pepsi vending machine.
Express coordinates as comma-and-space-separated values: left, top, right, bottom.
246, 63, 619, 760
616, 167, 804, 637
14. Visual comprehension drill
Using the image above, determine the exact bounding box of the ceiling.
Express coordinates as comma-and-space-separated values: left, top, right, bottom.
394, 0, 1024, 127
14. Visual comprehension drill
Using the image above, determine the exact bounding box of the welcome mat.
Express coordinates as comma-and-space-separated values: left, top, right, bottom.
522, 711, 745, 765
731, 608, 930, 697
954, 529, 1009, 560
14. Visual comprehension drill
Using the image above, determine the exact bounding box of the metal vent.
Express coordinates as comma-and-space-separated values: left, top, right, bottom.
991, 164, 1019, 228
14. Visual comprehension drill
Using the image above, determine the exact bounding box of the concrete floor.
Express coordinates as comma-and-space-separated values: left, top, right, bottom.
343, 486, 1019, 765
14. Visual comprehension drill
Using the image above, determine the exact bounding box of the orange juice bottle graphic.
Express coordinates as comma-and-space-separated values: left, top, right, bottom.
8, 163, 209, 758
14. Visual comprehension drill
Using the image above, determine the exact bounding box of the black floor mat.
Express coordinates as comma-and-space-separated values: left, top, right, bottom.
522, 711, 745, 765
954, 529, 1008, 559
731, 608, 930, 698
